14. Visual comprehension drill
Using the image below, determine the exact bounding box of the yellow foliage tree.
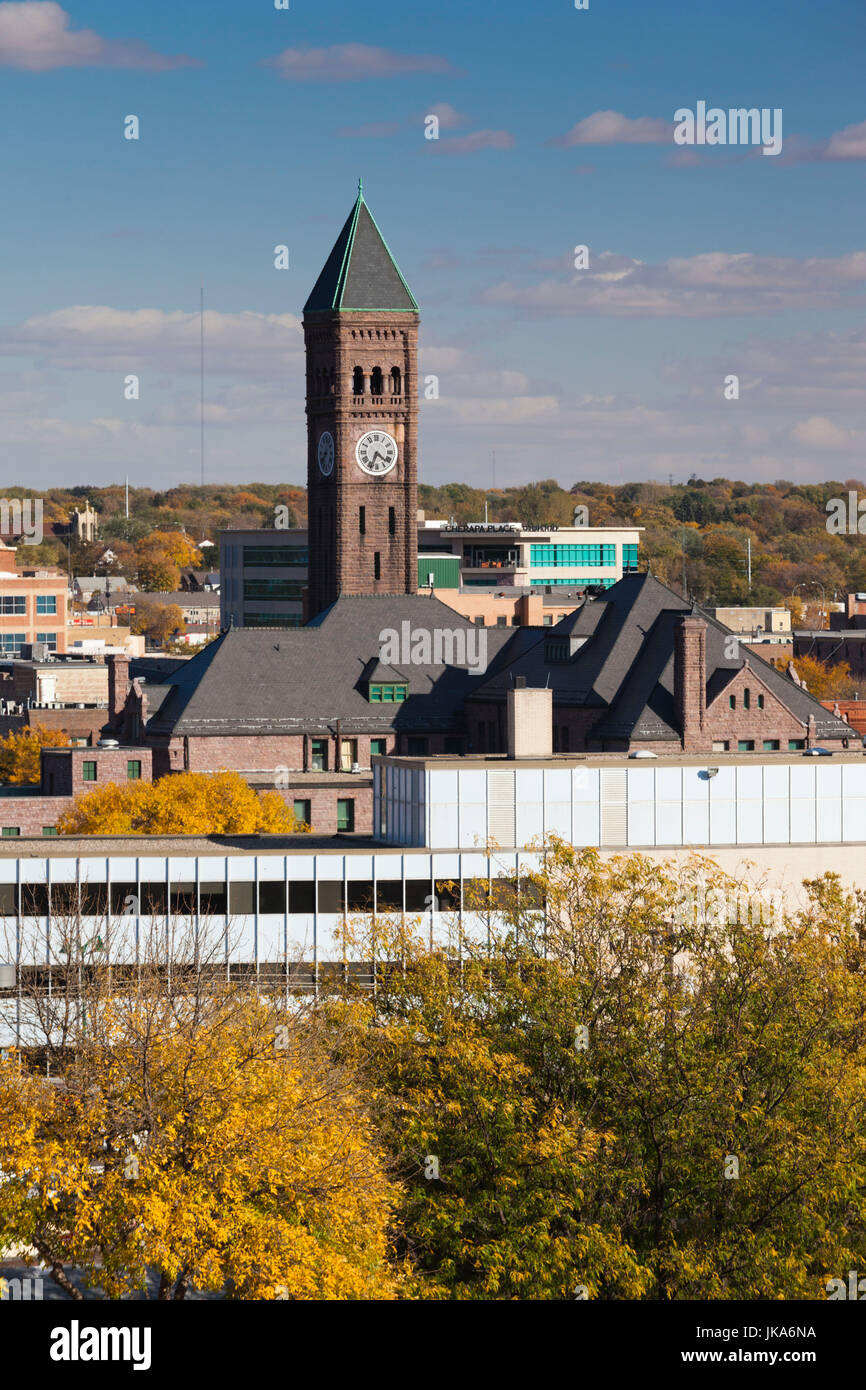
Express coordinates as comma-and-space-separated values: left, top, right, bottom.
0, 725, 68, 785
130, 599, 186, 643
138, 529, 201, 569
791, 654, 862, 700
0, 952, 397, 1300
57, 770, 303, 836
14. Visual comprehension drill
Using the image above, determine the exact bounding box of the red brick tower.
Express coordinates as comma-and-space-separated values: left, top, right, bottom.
303, 181, 420, 619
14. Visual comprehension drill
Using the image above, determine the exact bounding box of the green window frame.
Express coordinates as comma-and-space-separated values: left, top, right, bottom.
369, 684, 407, 704
370, 738, 387, 757
42, 826, 59, 837
82, 761, 97, 782
336, 799, 355, 833
293, 799, 311, 826
127, 760, 142, 780
1, 827, 20, 837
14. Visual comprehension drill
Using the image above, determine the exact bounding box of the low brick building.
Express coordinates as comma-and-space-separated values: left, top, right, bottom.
0, 543, 68, 655
88, 575, 858, 836
0, 745, 152, 836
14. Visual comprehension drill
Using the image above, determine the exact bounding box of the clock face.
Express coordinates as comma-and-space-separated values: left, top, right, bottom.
356, 429, 398, 476
317, 431, 334, 477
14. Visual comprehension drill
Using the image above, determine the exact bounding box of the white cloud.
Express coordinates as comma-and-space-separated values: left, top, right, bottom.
550, 110, 671, 147
0, 306, 304, 376
790, 415, 853, 450
823, 119, 866, 159
422, 102, 466, 129
266, 43, 458, 82
0, 1, 199, 71
480, 250, 866, 318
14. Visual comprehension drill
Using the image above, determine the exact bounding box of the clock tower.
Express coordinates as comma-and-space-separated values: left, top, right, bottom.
303, 181, 420, 619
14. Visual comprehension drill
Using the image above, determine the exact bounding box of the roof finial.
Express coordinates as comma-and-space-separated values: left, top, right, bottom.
358, 176, 363, 197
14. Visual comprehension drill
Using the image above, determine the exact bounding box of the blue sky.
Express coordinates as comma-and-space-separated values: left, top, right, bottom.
0, 0, 864, 491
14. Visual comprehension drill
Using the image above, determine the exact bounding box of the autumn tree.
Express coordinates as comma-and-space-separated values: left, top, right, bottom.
335, 846, 866, 1299
57, 769, 303, 836
0, 915, 398, 1300
791, 654, 862, 700
135, 555, 180, 593
0, 725, 68, 785
130, 598, 186, 644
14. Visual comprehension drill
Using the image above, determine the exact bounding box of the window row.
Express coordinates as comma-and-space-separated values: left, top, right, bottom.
712, 739, 807, 752
81, 760, 141, 784
0, 595, 57, 615
0, 875, 542, 919
243, 613, 302, 628
242, 547, 308, 567
0, 632, 59, 655
244, 579, 305, 600
351, 366, 402, 396
529, 545, 616, 568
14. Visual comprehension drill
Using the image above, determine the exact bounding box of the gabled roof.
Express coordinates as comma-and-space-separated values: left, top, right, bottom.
304, 182, 419, 314
470, 572, 854, 743
145, 595, 512, 738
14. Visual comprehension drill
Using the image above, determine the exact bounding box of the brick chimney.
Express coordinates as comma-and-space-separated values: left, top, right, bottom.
507, 679, 553, 758
0, 543, 17, 573
107, 653, 131, 729
674, 616, 708, 752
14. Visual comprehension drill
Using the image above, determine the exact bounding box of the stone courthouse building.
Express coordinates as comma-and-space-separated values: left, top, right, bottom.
0, 185, 856, 837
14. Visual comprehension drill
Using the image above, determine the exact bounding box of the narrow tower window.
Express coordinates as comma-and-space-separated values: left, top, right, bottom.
359, 506, 365, 536
370, 367, 384, 395
388, 507, 396, 537
352, 366, 364, 395
390, 366, 402, 395
374, 552, 381, 580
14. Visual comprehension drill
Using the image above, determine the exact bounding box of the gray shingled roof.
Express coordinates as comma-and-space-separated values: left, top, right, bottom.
304, 186, 419, 314
470, 572, 854, 743
146, 595, 512, 738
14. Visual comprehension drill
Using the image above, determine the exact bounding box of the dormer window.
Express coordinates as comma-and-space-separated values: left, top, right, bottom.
545, 639, 570, 663
369, 682, 407, 703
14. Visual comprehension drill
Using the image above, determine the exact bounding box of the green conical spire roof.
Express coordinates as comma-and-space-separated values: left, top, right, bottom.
304, 182, 419, 314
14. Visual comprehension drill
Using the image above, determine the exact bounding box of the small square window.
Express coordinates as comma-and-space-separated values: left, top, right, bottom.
737, 740, 755, 752
370, 739, 387, 758
1, 827, 20, 838
762, 739, 779, 751
788, 739, 805, 750
127, 760, 141, 780
82, 761, 97, 782
42, 826, 59, 837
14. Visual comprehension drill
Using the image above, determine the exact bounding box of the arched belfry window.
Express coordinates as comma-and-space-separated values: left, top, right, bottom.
390, 366, 402, 395
352, 366, 364, 395
370, 367, 384, 396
